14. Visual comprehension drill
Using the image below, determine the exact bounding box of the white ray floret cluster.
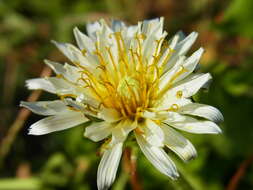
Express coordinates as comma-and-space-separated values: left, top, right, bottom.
21, 18, 223, 190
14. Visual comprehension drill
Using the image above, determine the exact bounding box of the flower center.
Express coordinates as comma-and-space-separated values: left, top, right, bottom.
117, 76, 140, 100
59, 29, 181, 120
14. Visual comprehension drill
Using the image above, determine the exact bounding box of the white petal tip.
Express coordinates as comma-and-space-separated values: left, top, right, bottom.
25, 80, 36, 90
191, 31, 199, 37
218, 114, 224, 123
28, 126, 48, 136
19, 101, 25, 107
50, 40, 58, 46
210, 126, 222, 134
83, 132, 91, 140
184, 154, 197, 163
28, 130, 47, 136
73, 27, 79, 33
98, 185, 110, 190
198, 47, 205, 54
43, 59, 50, 64
73, 27, 81, 37
170, 172, 180, 180
217, 127, 222, 134
27, 129, 38, 136
51, 40, 62, 47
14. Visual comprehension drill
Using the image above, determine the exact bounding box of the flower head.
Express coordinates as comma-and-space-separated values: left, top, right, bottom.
21, 18, 223, 190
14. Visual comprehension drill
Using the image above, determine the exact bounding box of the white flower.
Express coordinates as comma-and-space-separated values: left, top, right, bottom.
21, 17, 223, 190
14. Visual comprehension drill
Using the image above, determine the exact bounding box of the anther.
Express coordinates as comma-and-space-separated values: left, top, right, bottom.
176, 90, 183, 98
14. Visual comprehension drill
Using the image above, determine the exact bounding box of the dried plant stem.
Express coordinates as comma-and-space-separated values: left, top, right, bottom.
226, 154, 253, 190
123, 147, 143, 190
0, 67, 51, 165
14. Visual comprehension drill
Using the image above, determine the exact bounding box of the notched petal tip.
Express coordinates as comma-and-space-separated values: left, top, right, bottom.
50, 39, 57, 45
25, 79, 32, 89
27, 128, 40, 136
19, 101, 26, 107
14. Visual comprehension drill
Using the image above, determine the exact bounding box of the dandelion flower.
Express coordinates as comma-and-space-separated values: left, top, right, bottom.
21, 18, 223, 190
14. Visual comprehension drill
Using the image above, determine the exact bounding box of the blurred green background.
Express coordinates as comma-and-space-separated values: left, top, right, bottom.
0, 0, 253, 189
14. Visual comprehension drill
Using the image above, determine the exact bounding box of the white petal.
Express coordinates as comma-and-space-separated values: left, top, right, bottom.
26, 76, 76, 95
73, 27, 95, 52
169, 31, 185, 49
161, 125, 197, 162
125, 25, 138, 48
20, 100, 70, 116
135, 132, 179, 179
142, 18, 163, 36
143, 119, 164, 147
63, 98, 97, 117
111, 20, 126, 32
142, 19, 167, 65
47, 77, 75, 95
178, 103, 224, 123
28, 112, 88, 135
164, 112, 222, 134
173, 32, 198, 57
155, 97, 192, 111
52, 41, 97, 70
173, 48, 204, 83
168, 32, 181, 50
84, 121, 113, 142
86, 21, 101, 39
142, 111, 157, 119
75, 92, 100, 109
26, 78, 56, 93
159, 56, 186, 91
159, 48, 204, 93
111, 120, 137, 145
158, 31, 185, 69
98, 107, 121, 122
163, 32, 198, 71
51, 40, 77, 62
97, 143, 123, 190
169, 73, 212, 98
45, 59, 65, 74
44, 60, 80, 82
63, 63, 81, 81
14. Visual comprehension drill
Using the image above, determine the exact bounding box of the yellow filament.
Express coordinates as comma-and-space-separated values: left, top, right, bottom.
106, 46, 118, 73
125, 80, 138, 109
160, 47, 174, 69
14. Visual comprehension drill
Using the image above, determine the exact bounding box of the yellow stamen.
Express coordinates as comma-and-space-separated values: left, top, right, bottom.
176, 90, 183, 98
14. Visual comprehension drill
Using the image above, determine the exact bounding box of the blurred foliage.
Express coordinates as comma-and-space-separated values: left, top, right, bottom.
0, 0, 253, 190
